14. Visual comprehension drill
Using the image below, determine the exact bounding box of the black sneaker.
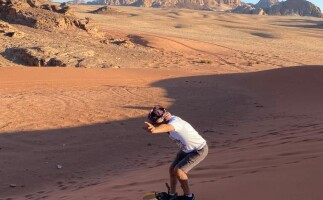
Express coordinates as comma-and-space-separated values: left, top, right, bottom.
169, 194, 179, 200
176, 194, 195, 200
156, 192, 177, 200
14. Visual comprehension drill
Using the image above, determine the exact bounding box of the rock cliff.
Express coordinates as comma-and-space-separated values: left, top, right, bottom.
256, 0, 279, 9
104, 0, 241, 10
267, 0, 322, 18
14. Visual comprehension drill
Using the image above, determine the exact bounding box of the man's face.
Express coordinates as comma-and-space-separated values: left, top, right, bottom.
154, 118, 165, 124
151, 116, 167, 125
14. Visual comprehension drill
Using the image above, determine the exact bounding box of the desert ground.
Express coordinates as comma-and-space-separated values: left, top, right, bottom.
1, 5, 323, 200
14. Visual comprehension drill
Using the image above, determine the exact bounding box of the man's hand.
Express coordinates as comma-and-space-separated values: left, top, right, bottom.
144, 122, 175, 134
144, 122, 156, 134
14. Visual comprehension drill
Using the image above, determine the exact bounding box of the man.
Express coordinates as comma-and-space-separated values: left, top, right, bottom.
144, 105, 208, 200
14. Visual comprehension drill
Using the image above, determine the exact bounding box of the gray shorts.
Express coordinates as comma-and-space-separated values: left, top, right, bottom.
170, 144, 208, 173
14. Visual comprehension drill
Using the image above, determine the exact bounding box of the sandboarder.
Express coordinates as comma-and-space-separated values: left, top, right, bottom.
144, 105, 208, 200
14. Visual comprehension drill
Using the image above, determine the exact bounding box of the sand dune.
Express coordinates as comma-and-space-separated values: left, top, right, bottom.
75, 5, 323, 70
1, 66, 323, 200
1, 4, 323, 200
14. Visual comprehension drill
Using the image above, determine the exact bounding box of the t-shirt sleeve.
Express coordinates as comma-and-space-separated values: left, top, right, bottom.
168, 118, 182, 131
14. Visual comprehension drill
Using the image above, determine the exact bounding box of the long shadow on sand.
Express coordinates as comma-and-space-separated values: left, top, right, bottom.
1, 65, 323, 199
273, 19, 323, 29
127, 34, 152, 47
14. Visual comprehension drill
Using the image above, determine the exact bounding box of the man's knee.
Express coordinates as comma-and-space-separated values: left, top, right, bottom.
174, 167, 188, 181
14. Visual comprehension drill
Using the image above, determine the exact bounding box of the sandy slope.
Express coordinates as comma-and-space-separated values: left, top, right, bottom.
74, 5, 323, 68
1, 66, 323, 200
1, 5, 323, 200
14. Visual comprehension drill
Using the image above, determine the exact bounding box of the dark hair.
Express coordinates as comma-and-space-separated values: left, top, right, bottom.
148, 105, 166, 124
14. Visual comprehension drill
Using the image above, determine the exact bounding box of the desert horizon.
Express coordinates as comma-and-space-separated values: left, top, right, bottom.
1, 1, 323, 200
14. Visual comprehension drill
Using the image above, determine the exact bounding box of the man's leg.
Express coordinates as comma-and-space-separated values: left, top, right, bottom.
169, 167, 177, 194
175, 145, 209, 196
169, 151, 187, 194
175, 167, 191, 195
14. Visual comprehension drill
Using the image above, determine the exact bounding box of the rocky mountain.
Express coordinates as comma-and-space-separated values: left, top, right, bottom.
232, 0, 322, 18
88, 0, 108, 4
267, 0, 322, 18
232, 3, 266, 15
101, 0, 241, 10
256, 0, 279, 9
218, 0, 241, 7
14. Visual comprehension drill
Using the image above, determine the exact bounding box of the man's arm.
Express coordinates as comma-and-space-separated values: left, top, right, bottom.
144, 122, 175, 134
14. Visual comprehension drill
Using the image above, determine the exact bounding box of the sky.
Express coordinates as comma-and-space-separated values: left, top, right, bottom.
54, 0, 323, 10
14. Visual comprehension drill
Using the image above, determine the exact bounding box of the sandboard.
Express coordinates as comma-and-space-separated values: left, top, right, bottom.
143, 183, 171, 200
142, 191, 172, 200
143, 192, 158, 200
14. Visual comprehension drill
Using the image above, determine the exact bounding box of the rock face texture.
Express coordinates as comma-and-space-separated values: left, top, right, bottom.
91, 5, 117, 14
4, 47, 68, 67
221, 0, 240, 7
87, 0, 108, 4
103, 0, 241, 10
0, 0, 133, 67
0, 20, 25, 38
2, 46, 107, 67
232, 4, 266, 15
0, 0, 100, 34
267, 0, 322, 17
0, 0, 156, 68
232, 0, 322, 18
256, 0, 279, 9
104, 0, 136, 5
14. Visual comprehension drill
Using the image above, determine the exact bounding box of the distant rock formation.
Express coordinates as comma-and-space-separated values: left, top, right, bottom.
104, 0, 136, 6
267, 0, 322, 18
103, 0, 241, 10
91, 5, 112, 13
256, 0, 279, 9
90, 5, 124, 14
87, 0, 108, 5
132, 0, 153, 7
224, 0, 241, 7
231, 0, 322, 18
232, 4, 266, 15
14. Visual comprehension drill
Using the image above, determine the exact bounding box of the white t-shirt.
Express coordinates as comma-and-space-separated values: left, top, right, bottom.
168, 116, 206, 153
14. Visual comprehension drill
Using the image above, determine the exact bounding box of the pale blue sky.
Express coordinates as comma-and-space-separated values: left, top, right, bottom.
54, 0, 323, 10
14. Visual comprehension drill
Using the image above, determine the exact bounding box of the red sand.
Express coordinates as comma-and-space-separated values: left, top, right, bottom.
1, 66, 323, 200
